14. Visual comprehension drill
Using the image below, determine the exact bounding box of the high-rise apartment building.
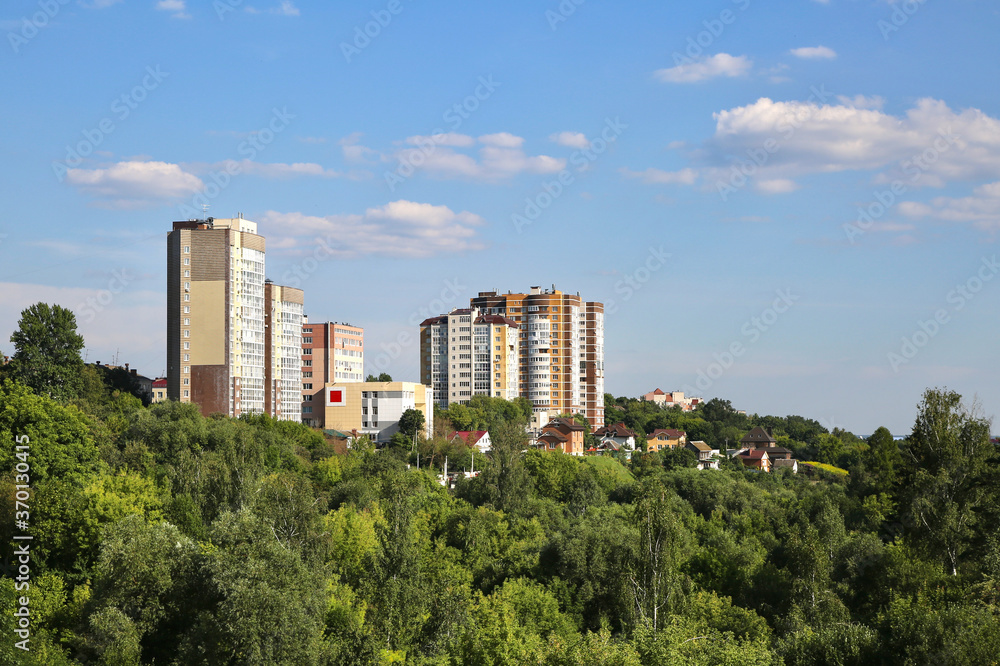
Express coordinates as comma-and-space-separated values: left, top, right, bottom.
301, 319, 364, 426
167, 215, 303, 420
419, 307, 519, 407
469, 286, 604, 428
418, 287, 604, 428
265, 281, 304, 422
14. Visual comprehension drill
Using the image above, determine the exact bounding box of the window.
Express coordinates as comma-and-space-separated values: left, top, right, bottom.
303, 372, 312, 378
183, 390, 189, 397
305, 395, 312, 402
184, 282, 190, 290
303, 360, 312, 366
303, 337, 313, 344
183, 366, 189, 373
184, 306, 190, 314
184, 354, 190, 361
184, 246, 190, 253
303, 383, 312, 389
184, 294, 190, 302
183, 378, 189, 385
184, 257, 190, 266
304, 327, 312, 333
183, 342, 190, 350
184, 270, 190, 278
303, 406, 313, 413
183, 330, 190, 338
184, 318, 190, 326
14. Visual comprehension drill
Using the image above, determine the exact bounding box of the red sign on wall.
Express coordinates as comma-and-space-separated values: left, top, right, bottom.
328, 388, 345, 406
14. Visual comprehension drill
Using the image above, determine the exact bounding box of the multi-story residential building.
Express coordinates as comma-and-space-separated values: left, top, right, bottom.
641, 389, 702, 411
300, 319, 364, 426
308, 381, 434, 442
167, 215, 302, 419
265, 281, 304, 422
469, 286, 604, 428
419, 307, 519, 408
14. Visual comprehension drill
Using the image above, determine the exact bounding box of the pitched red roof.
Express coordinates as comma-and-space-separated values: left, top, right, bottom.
650, 428, 685, 439
475, 314, 519, 328
152, 378, 167, 388
447, 430, 488, 445
738, 449, 768, 460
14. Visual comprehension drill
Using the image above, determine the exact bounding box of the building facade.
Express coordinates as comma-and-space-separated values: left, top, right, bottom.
265, 281, 304, 422
311, 381, 434, 442
301, 319, 364, 426
419, 307, 519, 408
468, 286, 604, 428
167, 216, 302, 420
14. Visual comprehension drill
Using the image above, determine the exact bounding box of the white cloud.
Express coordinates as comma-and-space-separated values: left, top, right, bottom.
389, 133, 565, 181
899, 181, 1000, 230
790, 45, 837, 59
654, 54, 752, 83
260, 201, 487, 258
339, 132, 380, 163
156, 0, 190, 18
705, 97, 1000, 187
271, 1, 299, 16
206, 160, 341, 179
550, 131, 591, 149
66, 161, 203, 208
756, 178, 799, 194
620, 167, 698, 185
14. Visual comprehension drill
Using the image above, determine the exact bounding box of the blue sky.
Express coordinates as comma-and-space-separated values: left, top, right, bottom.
1, 0, 999, 436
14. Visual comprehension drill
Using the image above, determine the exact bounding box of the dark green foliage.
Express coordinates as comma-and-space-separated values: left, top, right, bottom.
1, 367, 998, 664
7, 302, 85, 402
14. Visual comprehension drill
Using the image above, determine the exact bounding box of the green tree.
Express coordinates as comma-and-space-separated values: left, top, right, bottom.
366, 373, 392, 382
902, 388, 996, 575
8, 302, 86, 401
398, 408, 425, 439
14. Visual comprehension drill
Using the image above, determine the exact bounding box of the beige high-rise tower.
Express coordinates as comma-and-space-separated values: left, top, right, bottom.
167, 216, 303, 420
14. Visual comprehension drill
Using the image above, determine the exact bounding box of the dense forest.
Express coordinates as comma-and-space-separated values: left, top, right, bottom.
2, 303, 1000, 665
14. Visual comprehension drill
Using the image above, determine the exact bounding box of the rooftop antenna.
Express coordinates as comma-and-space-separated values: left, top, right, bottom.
201, 204, 210, 217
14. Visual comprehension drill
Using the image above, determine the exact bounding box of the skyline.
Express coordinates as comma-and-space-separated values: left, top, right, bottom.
2, 0, 1000, 436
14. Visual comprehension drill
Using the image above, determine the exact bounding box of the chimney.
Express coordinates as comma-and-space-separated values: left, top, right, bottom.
125, 363, 129, 371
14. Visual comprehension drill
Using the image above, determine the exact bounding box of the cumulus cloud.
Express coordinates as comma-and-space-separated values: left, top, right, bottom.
202, 160, 341, 179
388, 133, 565, 181
272, 1, 299, 16
654, 54, 752, 83
900, 181, 1000, 231
756, 178, 799, 194
66, 161, 203, 208
156, 0, 190, 19
790, 45, 837, 59
260, 201, 488, 258
550, 131, 591, 149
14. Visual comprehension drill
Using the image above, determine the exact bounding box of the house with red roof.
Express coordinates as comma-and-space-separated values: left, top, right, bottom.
447, 430, 492, 454
594, 422, 638, 457
737, 448, 771, 472
532, 418, 586, 456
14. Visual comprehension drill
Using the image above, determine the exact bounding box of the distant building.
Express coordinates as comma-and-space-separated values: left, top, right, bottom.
737, 448, 771, 472
447, 430, 492, 454
685, 440, 720, 470
740, 426, 777, 449
533, 417, 586, 455
641, 389, 702, 411
301, 319, 364, 426
648, 428, 687, 451
307, 381, 434, 442
470, 286, 605, 428
419, 307, 520, 408
773, 458, 798, 473
151, 378, 167, 403
167, 216, 303, 420
594, 423, 637, 455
